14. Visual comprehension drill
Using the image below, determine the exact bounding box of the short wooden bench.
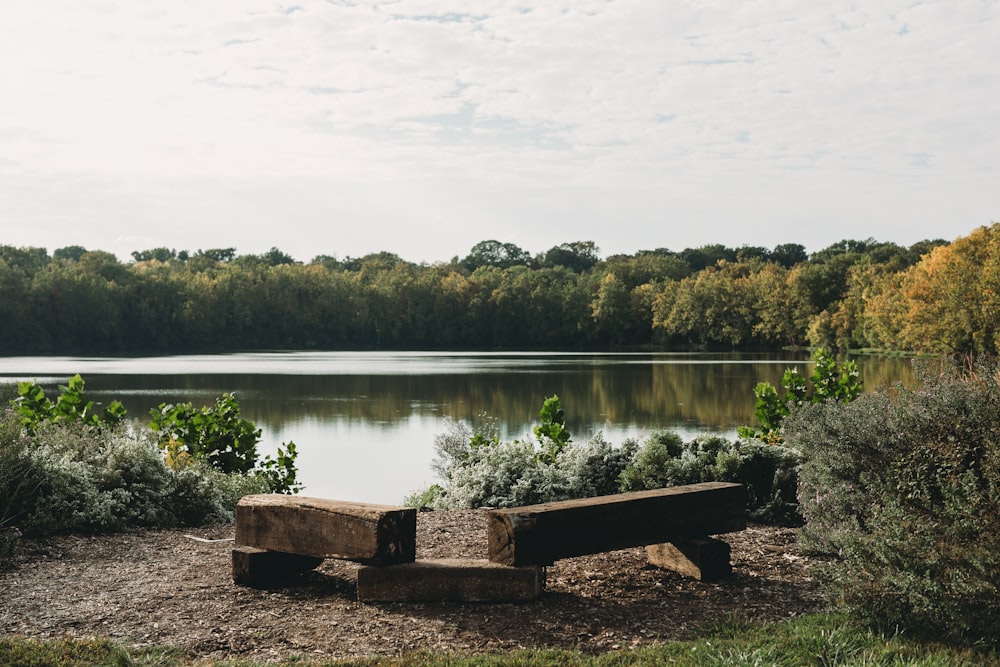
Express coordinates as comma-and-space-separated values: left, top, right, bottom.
487, 481, 746, 580
232, 494, 417, 586
232, 494, 544, 600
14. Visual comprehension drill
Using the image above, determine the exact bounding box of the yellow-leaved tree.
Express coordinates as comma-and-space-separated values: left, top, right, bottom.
894, 224, 1000, 354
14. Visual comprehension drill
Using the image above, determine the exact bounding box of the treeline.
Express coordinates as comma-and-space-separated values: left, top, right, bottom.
0, 227, 993, 354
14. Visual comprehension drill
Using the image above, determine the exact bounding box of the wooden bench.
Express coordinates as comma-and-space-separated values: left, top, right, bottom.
232, 494, 416, 586
487, 481, 746, 580
232, 481, 747, 596
232, 494, 544, 600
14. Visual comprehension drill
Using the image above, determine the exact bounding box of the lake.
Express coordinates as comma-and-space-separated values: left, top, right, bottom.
0, 351, 915, 504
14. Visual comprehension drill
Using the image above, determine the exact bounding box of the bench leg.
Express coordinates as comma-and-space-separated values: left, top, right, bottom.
232, 546, 324, 587
646, 537, 731, 582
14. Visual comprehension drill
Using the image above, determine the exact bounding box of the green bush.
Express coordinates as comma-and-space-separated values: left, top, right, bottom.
619, 432, 803, 524
786, 361, 1000, 646
417, 415, 637, 509
13, 374, 126, 434
417, 404, 801, 523
149, 392, 300, 493
0, 411, 271, 545
738, 349, 862, 443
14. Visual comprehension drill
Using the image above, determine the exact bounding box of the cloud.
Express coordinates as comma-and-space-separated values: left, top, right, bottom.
1, 0, 997, 262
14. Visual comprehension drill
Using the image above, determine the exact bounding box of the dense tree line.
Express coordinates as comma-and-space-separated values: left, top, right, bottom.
2, 226, 992, 355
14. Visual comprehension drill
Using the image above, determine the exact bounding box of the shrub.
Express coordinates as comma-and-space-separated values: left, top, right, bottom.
417, 404, 801, 524
0, 410, 29, 564
619, 432, 803, 524
149, 392, 300, 493
0, 410, 273, 549
786, 360, 1000, 646
417, 412, 637, 509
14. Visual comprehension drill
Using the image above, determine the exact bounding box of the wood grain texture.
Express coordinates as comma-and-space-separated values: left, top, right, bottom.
358, 559, 544, 602
235, 494, 416, 565
487, 482, 746, 566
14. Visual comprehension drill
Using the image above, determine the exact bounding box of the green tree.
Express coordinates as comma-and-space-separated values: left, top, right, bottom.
131, 248, 177, 263
769, 243, 808, 268
0, 246, 50, 278
678, 244, 736, 272
652, 260, 760, 347
539, 241, 600, 273
461, 240, 532, 271
53, 246, 88, 262
195, 248, 237, 263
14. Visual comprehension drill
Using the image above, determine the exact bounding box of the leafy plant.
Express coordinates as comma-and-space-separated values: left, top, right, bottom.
0, 413, 271, 544
13, 374, 126, 434
256, 441, 302, 495
738, 348, 861, 443
149, 393, 260, 474
534, 394, 571, 464
148, 393, 300, 494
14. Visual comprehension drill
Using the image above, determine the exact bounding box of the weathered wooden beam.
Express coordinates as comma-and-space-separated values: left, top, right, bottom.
646, 537, 732, 581
487, 482, 746, 566
357, 559, 544, 602
235, 494, 416, 565
231, 545, 324, 587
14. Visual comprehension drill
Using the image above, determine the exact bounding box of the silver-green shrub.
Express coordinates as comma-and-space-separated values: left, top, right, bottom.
0, 410, 271, 543
416, 415, 800, 520
422, 418, 637, 509
786, 361, 1000, 646
619, 432, 803, 524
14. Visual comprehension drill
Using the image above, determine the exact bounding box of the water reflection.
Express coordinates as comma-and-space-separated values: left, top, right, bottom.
0, 352, 915, 503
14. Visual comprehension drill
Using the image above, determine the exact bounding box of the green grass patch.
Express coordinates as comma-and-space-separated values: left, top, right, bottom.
0, 636, 183, 667
3, 613, 997, 666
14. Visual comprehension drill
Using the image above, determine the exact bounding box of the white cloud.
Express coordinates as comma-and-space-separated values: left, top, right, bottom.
1, 0, 997, 261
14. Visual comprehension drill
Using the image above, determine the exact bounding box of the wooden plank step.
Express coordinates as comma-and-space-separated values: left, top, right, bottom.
231, 546, 324, 587
235, 494, 416, 565
357, 559, 544, 602
487, 481, 746, 566
646, 537, 732, 581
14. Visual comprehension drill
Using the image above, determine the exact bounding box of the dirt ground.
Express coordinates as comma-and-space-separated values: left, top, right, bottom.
0, 510, 826, 662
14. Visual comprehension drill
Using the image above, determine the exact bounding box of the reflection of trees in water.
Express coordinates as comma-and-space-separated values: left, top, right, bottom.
79, 356, 914, 434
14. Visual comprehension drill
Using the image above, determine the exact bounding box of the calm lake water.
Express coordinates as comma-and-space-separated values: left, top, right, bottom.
0, 351, 915, 504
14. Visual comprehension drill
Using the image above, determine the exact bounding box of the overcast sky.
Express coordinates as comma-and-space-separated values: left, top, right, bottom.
2, 1, 997, 264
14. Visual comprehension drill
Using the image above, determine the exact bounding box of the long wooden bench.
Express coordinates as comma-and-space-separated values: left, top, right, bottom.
487, 481, 746, 579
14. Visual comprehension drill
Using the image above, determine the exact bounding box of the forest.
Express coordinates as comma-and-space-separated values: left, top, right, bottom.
0, 224, 995, 355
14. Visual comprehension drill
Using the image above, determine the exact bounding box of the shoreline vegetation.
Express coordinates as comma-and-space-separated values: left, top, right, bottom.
2, 225, 999, 357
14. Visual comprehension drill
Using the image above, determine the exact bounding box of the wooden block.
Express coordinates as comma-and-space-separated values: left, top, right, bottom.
235, 494, 416, 565
487, 481, 746, 566
357, 559, 544, 602
232, 545, 324, 586
646, 537, 732, 581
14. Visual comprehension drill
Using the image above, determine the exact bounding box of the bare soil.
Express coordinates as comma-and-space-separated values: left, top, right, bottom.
0, 511, 826, 662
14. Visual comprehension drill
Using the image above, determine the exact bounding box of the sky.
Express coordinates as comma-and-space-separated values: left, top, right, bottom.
1, 1, 998, 265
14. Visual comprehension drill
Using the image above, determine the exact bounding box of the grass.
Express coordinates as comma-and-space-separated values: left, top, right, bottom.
3, 613, 997, 667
